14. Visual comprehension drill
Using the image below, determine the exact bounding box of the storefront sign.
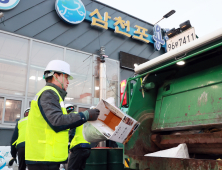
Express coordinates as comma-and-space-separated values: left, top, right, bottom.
86, 9, 154, 45
55, 1, 166, 49
153, 24, 165, 51
163, 28, 170, 52
55, 0, 86, 24
0, 0, 20, 10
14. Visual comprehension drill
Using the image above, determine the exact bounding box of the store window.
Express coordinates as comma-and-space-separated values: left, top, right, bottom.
4, 99, 22, 123
28, 41, 64, 97
0, 33, 29, 96
65, 50, 93, 105
106, 59, 119, 106
0, 97, 3, 121
0, 97, 22, 124
0, 31, 120, 126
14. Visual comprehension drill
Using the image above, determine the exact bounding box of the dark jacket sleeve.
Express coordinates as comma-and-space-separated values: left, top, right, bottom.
38, 90, 87, 133
11, 123, 18, 158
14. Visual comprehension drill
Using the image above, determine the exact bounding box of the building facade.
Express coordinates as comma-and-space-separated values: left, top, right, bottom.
0, 0, 165, 145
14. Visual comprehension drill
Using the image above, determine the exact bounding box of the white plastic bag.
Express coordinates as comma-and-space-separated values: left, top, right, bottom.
0, 146, 19, 170
144, 143, 189, 158
83, 122, 106, 143
0, 152, 6, 169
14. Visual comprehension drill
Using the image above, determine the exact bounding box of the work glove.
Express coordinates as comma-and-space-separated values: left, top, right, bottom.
88, 109, 100, 121
8, 158, 17, 166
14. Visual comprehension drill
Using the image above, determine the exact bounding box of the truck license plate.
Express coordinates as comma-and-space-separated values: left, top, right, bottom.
166, 27, 196, 52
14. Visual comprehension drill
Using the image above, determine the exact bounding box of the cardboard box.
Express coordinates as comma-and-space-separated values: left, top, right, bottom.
88, 99, 140, 144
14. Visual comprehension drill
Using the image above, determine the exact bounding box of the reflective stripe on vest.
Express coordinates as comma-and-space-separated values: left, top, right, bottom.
25, 86, 68, 162
16, 117, 28, 147
70, 112, 90, 149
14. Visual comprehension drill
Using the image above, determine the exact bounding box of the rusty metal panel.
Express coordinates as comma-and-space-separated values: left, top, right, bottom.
124, 79, 160, 169
126, 155, 222, 170
152, 64, 222, 131
151, 132, 222, 154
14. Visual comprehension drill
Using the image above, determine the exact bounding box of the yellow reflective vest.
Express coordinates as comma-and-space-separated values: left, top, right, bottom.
25, 86, 69, 162
70, 112, 90, 149
16, 117, 28, 147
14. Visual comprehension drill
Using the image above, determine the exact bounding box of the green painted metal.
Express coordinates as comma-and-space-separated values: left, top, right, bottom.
144, 82, 155, 90
126, 156, 222, 170
107, 149, 124, 170
85, 148, 107, 170
153, 64, 222, 131
120, 39, 222, 110
123, 78, 159, 169
128, 40, 222, 82
127, 81, 131, 105
128, 81, 138, 109
121, 35, 222, 169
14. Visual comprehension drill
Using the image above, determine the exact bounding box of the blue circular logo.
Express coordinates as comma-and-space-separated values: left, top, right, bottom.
55, 0, 86, 24
0, 0, 20, 10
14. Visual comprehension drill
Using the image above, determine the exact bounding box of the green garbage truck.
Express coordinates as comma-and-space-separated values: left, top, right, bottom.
120, 28, 222, 170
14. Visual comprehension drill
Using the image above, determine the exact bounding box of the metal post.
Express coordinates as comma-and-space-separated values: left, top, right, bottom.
98, 46, 106, 147
154, 17, 164, 25
99, 62, 106, 100
24, 39, 32, 113
92, 55, 95, 105
34, 71, 38, 94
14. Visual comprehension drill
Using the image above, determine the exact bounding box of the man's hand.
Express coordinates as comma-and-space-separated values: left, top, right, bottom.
88, 109, 100, 121
8, 158, 17, 166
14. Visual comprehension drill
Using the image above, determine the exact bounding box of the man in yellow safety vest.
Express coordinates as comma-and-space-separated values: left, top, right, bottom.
25, 60, 100, 170
65, 104, 91, 170
10, 108, 30, 170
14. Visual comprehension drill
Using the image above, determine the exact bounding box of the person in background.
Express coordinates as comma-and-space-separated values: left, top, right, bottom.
65, 104, 91, 170
25, 60, 100, 170
9, 108, 30, 170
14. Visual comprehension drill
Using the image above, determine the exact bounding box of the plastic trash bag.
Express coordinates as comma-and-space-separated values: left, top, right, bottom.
0, 153, 6, 170
0, 152, 17, 170
0, 146, 18, 170
83, 122, 106, 143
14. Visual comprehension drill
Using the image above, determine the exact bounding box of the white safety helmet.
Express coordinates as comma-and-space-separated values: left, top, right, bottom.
65, 103, 75, 113
24, 107, 30, 117
44, 60, 73, 80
